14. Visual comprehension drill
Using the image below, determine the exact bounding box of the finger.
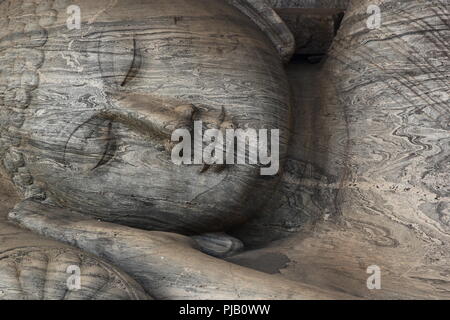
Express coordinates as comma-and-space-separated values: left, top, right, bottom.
192, 232, 243, 258
9, 199, 355, 300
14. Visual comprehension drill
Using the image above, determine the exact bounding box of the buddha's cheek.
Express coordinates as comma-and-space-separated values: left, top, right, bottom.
26, 131, 270, 233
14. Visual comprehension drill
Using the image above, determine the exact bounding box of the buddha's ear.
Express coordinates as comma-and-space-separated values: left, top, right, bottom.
227, 0, 295, 63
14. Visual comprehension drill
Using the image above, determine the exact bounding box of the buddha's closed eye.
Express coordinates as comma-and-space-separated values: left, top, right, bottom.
63, 116, 117, 172
63, 97, 198, 172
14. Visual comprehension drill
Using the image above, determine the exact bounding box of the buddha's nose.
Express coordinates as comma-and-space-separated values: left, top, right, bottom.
104, 92, 197, 139
104, 92, 235, 174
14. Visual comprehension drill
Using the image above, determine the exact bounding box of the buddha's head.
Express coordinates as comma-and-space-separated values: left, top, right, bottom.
0, 0, 292, 234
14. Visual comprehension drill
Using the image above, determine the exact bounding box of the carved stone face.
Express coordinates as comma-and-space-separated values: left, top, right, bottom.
1, 0, 291, 234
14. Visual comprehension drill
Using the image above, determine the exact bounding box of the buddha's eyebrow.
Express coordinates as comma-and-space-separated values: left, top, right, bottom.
120, 39, 141, 87
97, 36, 142, 88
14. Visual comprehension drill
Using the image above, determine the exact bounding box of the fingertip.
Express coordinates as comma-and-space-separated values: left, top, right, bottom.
7, 210, 18, 221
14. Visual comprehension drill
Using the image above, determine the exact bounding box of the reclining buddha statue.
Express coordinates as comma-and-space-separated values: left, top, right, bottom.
0, 0, 320, 300
0, 0, 448, 300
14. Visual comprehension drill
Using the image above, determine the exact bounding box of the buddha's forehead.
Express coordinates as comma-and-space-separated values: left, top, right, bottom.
17, 0, 289, 133
62, 0, 263, 37
53, 33, 288, 124
63, 0, 280, 72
